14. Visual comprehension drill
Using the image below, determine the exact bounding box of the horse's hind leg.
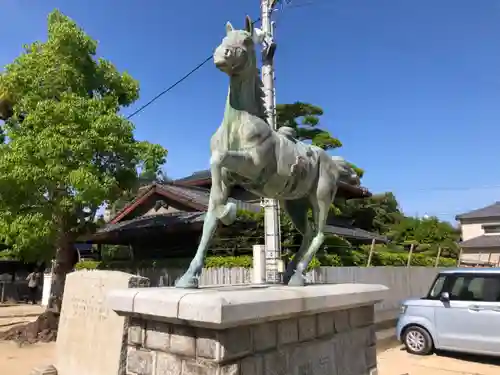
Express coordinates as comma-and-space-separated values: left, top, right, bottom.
288, 183, 337, 287
282, 198, 313, 284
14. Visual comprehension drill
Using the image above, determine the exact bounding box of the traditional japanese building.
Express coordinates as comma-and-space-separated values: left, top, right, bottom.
80, 170, 387, 259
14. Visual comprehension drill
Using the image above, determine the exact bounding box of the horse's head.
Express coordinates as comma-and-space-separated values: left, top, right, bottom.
214, 16, 257, 76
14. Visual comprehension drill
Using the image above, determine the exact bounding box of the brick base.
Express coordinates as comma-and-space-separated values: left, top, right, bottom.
126, 305, 377, 375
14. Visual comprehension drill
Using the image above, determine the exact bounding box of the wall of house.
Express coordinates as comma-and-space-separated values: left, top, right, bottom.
460, 247, 500, 266
460, 218, 500, 241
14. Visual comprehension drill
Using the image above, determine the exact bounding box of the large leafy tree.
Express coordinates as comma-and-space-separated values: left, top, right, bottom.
387, 216, 460, 257
0, 10, 167, 310
338, 192, 404, 234
276, 102, 363, 177
276, 102, 342, 150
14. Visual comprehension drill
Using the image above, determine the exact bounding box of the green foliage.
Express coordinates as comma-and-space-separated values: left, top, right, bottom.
276, 102, 342, 150
75, 260, 100, 270
75, 256, 254, 270
100, 244, 131, 261
75, 251, 455, 271
210, 210, 264, 254
205, 255, 253, 268
347, 163, 364, 178
337, 192, 404, 234
0, 10, 167, 261
276, 102, 363, 178
387, 216, 460, 258
0, 249, 16, 259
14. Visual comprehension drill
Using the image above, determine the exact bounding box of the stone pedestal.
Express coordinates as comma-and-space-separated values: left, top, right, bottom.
108, 283, 388, 375
55, 270, 150, 375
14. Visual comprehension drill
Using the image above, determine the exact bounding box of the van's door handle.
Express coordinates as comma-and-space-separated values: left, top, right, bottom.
468, 305, 481, 311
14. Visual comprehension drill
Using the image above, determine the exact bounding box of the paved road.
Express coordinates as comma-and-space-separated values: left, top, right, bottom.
0, 304, 43, 330
1, 341, 499, 375
379, 346, 500, 375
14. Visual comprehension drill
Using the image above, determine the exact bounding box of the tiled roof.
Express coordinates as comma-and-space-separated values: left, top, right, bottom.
175, 170, 211, 183
92, 211, 387, 243
99, 212, 206, 234
159, 184, 260, 213
325, 225, 387, 242
109, 183, 261, 224
456, 202, 500, 220
460, 235, 500, 248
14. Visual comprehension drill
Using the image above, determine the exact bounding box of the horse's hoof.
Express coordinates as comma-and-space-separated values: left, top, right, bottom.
175, 274, 199, 289
219, 202, 237, 226
287, 273, 306, 287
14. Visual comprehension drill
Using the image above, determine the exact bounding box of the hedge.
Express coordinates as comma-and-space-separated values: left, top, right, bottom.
76, 251, 455, 271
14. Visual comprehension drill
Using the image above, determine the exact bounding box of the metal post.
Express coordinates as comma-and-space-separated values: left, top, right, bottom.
366, 238, 376, 267
406, 244, 414, 268
434, 246, 442, 268
261, 0, 281, 284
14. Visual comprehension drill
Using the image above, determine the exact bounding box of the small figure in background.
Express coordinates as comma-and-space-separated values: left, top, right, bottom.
26, 269, 41, 304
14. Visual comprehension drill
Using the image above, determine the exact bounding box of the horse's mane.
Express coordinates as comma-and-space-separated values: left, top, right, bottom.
252, 68, 267, 122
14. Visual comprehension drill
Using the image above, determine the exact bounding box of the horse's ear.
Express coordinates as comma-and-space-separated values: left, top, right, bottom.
245, 16, 254, 35
226, 21, 234, 35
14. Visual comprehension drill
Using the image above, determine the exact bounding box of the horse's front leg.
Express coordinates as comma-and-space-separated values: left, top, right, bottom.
175, 157, 234, 289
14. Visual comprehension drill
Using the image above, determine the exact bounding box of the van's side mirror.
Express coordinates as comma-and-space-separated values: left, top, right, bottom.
440, 292, 450, 301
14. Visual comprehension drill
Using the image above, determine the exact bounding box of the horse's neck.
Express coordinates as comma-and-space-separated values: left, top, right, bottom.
222, 74, 262, 126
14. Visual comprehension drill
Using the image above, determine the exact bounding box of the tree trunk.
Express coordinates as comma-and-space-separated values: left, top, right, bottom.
47, 235, 77, 312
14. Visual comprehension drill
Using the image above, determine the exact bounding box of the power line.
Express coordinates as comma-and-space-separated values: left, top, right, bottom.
126, 17, 261, 120
125, 0, 315, 119
126, 56, 213, 119
374, 184, 500, 193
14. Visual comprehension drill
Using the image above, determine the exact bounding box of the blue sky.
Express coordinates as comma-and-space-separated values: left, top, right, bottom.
1, 0, 500, 223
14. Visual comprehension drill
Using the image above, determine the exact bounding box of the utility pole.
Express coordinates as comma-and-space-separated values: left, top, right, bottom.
260, 0, 281, 284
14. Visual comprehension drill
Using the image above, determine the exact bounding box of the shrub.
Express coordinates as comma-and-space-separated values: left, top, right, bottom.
75, 249, 456, 270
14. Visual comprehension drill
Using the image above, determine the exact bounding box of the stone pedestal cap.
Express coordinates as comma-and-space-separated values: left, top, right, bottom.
107, 283, 388, 329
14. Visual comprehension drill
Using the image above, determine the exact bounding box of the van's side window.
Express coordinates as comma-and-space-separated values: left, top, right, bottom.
448, 275, 500, 302
428, 275, 447, 298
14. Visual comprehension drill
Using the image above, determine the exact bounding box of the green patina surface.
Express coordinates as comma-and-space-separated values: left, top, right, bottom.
176, 17, 359, 289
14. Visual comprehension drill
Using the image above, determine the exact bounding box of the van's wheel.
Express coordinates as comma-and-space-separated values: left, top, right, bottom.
403, 326, 433, 355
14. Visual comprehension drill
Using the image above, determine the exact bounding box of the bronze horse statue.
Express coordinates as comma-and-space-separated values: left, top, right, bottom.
175, 16, 360, 288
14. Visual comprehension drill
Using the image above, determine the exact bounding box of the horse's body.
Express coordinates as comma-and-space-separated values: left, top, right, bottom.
175, 17, 359, 288
213, 116, 321, 201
